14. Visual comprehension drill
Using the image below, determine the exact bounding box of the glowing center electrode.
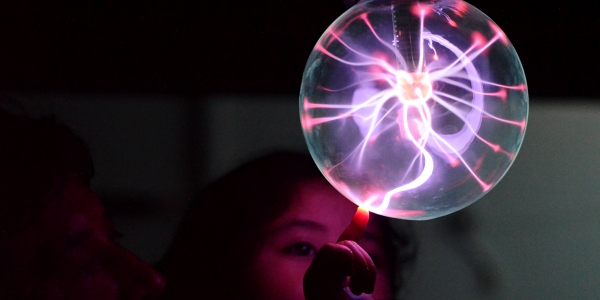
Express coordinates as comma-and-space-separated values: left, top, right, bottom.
396, 72, 433, 105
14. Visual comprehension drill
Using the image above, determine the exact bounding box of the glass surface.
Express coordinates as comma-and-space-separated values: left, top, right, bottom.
300, 0, 528, 220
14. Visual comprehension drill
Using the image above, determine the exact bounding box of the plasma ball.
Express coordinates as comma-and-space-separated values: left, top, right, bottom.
299, 0, 528, 220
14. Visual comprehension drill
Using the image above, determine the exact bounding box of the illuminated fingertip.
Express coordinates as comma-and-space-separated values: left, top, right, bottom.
357, 206, 370, 216
338, 206, 370, 242
355, 206, 370, 228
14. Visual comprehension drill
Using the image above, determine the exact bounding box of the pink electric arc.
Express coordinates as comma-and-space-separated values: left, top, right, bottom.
300, 0, 528, 220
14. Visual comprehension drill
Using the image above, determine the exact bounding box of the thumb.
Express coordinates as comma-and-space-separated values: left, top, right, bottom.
337, 207, 370, 242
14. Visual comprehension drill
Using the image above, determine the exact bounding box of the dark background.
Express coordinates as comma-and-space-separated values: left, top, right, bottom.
0, 0, 595, 99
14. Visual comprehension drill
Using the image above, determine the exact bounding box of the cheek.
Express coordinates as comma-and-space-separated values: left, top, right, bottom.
78, 269, 120, 300
40, 265, 119, 300
47, 240, 121, 299
246, 248, 310, 300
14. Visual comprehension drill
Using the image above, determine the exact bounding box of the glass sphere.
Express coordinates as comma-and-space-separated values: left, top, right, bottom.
300, 0, 528, 220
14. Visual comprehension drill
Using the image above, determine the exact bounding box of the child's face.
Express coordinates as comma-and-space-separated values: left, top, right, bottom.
244, 178, 392, 300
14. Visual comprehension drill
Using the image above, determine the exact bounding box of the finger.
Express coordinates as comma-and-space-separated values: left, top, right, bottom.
343, 287, 376, 300
338, 207, 370, 242
341, 241, 376, 296
352, 242, 376, 294
304, 243, 355, 300
312, 242, 354, 276
344, 241, 368, 295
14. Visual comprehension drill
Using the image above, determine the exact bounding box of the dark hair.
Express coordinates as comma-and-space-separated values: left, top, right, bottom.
158, 152, 416, 299
0, 109, 94, 238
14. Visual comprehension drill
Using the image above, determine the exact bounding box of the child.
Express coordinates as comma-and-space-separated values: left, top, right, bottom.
158, 152, 415, 299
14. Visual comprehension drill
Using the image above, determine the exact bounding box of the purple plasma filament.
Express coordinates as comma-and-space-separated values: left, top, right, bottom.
300, 0, 528, 220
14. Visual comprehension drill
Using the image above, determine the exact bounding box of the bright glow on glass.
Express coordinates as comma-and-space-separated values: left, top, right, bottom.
300, 0, 528, 220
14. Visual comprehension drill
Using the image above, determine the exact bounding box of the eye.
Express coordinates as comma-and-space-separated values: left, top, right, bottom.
283, 242, 317, 257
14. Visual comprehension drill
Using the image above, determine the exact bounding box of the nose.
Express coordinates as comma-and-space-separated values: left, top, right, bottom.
103, 244, 166, 300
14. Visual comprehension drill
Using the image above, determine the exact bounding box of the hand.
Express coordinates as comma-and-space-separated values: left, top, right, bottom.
303, 207, 377, 300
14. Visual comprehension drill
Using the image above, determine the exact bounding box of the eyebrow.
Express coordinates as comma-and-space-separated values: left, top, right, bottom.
269, 219, 328, 236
